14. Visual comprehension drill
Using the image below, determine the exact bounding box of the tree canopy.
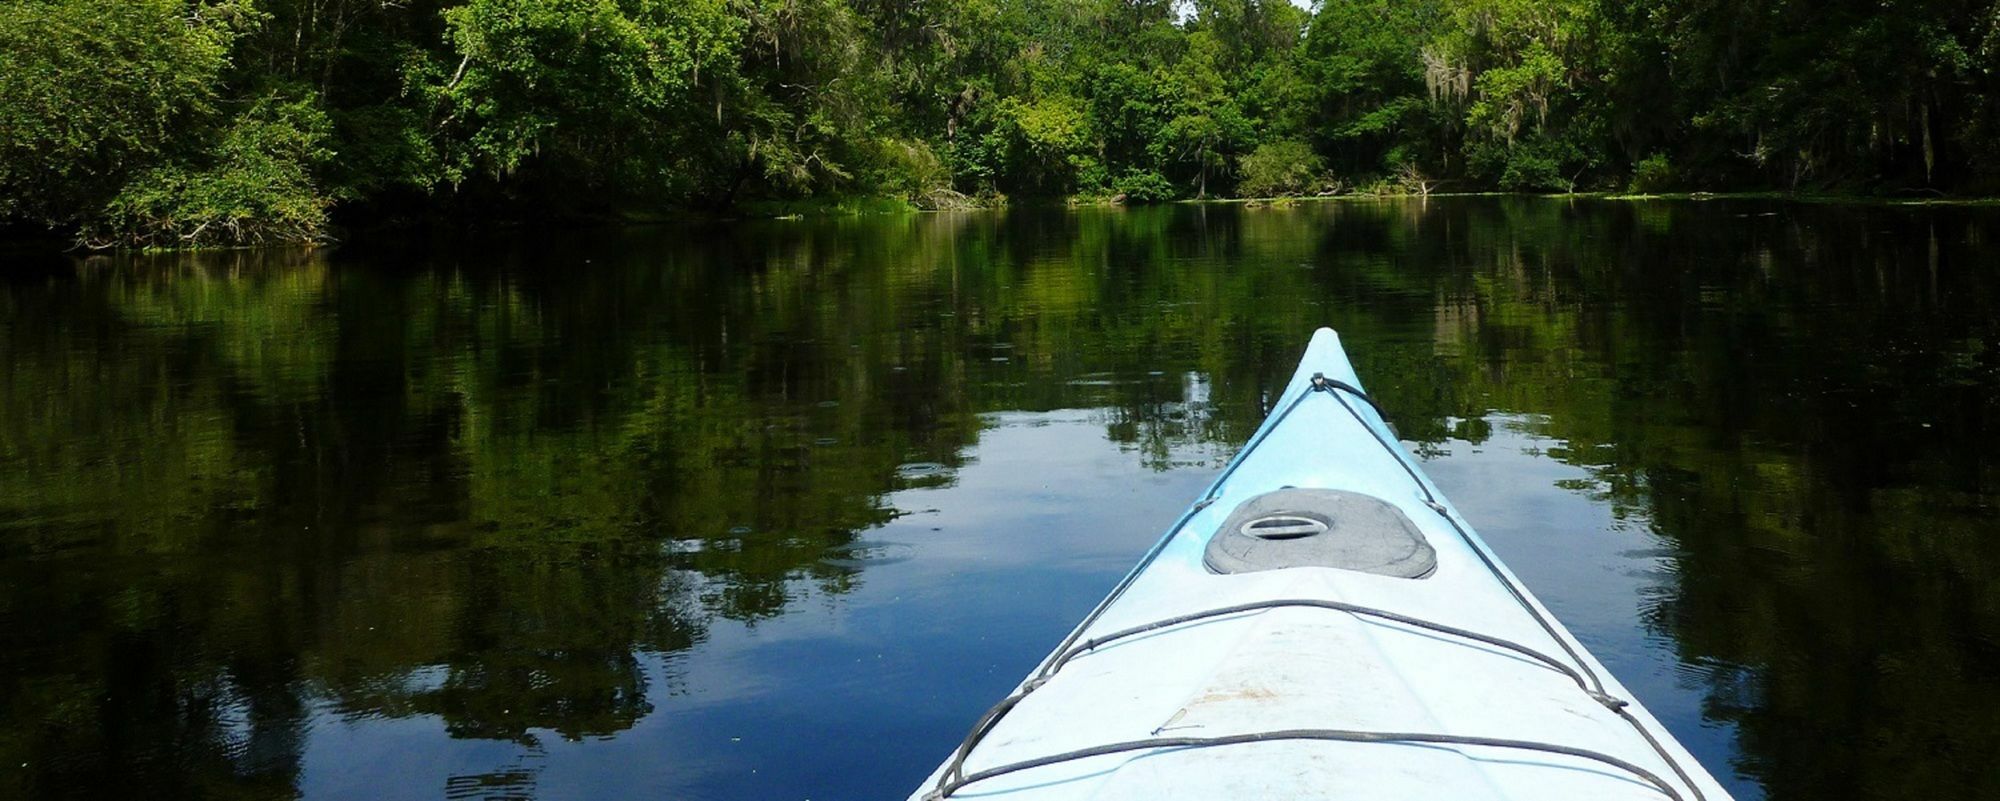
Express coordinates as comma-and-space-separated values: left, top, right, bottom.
8, 0, 2000, 246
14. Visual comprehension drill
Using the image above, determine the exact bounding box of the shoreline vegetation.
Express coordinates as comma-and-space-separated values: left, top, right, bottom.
15, 189, 2000, 257
750, 188, 2000, 217
669, 189, 2000, 225
14, 187, 2000, 258
8, 0, 2000, 251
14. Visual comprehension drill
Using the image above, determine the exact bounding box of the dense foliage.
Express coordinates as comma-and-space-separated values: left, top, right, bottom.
9, 0, 2000, 246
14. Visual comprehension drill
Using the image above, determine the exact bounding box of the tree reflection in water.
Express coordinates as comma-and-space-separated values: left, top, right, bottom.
2, 198, 1997, 800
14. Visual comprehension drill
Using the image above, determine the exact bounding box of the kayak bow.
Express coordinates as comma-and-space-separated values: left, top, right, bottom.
910, 328, 1734, 801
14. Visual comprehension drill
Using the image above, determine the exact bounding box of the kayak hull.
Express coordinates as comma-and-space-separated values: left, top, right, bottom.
910, 328, 1733, 801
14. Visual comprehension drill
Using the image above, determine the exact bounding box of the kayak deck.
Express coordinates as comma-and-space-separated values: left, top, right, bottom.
910, 329, 1733, 801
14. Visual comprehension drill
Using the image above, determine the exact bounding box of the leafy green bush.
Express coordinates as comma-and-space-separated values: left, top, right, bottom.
865, 138, 951, 198
1467, 135, 1589, 192
1236, 140, 1326, 197
0, 0, 252, 227
1073, 155, 1113, 196
860, 138, 982, 209
328, 105, 443, 197
1628, 154, 1675, 194
1498, 153, 1566, 192
426, 0, 740, 189
995, 95, 1097, 195
85, 98, 334, 249
1114, 170, 1177, 203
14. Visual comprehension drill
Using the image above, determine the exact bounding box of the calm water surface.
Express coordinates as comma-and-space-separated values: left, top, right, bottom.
3, 198, 1998, 801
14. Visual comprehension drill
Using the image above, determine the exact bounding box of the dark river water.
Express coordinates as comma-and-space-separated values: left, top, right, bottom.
3, 197, 1997, 801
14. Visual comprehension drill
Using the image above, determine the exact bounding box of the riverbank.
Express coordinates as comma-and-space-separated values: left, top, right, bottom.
14, 189, 2000, 255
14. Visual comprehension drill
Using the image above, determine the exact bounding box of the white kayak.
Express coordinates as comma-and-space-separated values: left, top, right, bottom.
911, 328, 1735, 801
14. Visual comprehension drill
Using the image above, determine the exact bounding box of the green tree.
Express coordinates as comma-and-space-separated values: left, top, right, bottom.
16, 0, 2000, 248
1293, 0, 1448, 179
1237, 139, 1326, 196
1154, 31, 1252, 197
422, 0, 740, 200
0, 0, 256, 229
995, 94, 1100, 193
85, 97, 334, 249
1432, 0, 1611, 190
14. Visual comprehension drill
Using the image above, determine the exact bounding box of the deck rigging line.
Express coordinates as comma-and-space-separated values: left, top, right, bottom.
926, 375, 1709, 801
1309, 373, 1610, 696
1052, 599, 1611, 703
927, 730, 1688, 801
1312, 375, 1707, 801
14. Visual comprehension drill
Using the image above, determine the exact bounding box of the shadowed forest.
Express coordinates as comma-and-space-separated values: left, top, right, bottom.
9, 0, 2000, 247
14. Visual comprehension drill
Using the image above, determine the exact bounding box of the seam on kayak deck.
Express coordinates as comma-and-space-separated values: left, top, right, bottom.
926, 731, 1687, 801
1046, 599, 1605, 701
